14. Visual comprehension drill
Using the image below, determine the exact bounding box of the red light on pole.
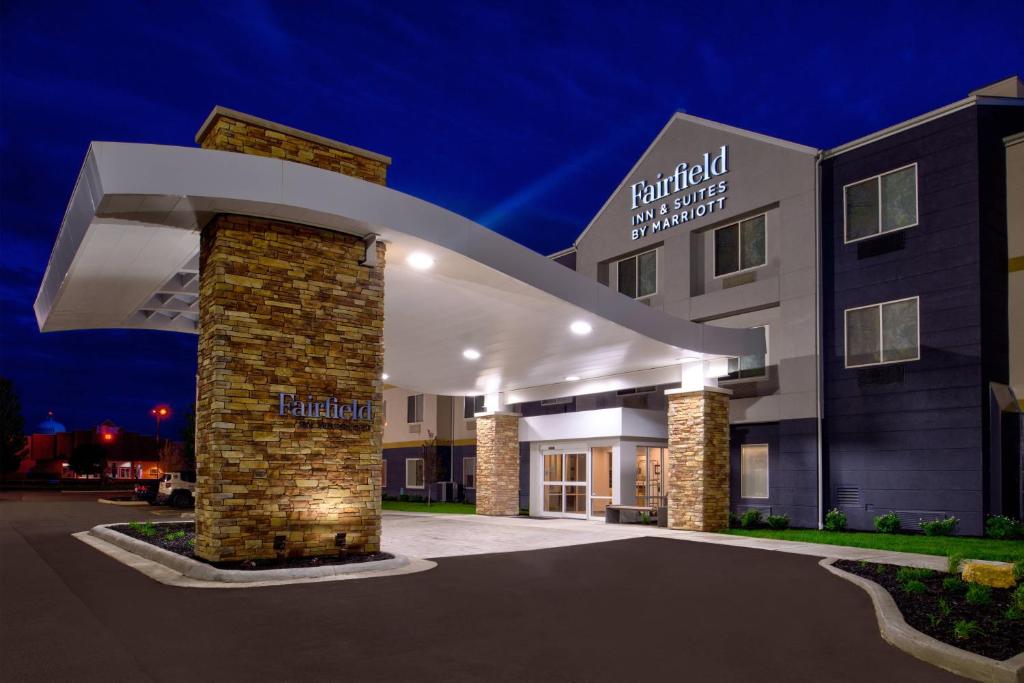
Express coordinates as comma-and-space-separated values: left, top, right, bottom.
150, 405, 171, 440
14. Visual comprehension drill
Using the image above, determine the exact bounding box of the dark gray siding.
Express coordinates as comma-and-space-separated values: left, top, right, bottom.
821, 106, 987, 534
730, 419, 818, 528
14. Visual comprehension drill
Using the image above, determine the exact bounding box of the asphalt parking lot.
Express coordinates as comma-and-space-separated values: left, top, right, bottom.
0, 492, 962, 682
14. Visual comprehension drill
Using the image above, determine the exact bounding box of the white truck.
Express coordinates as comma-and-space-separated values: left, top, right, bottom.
156, 471, 196, 507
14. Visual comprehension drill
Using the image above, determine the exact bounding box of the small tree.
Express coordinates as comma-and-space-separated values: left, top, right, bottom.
69, 443, 105, 477
0, 377, 27, 478
421, 431, 440, 505
158, 440, 188, 474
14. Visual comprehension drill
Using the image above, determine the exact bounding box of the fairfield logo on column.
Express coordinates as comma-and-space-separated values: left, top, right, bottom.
277, 393, 373, 420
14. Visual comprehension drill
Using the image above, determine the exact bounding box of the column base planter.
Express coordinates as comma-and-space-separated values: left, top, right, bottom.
821, 558, 1024, 682
77, 522, 434, 588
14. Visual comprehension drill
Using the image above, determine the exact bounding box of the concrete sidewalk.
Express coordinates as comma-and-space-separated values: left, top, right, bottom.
381, 511, 955, 570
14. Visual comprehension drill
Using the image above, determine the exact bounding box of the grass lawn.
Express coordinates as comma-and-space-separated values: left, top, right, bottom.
723, 528, 1024, 563
381, 500, 476, 514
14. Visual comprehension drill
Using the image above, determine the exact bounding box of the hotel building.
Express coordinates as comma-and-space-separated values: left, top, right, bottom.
34, 76, 1023, 559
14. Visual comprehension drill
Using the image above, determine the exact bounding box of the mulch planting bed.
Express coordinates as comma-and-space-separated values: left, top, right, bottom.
110, 522, 393, 570
836, 559, 1023, 661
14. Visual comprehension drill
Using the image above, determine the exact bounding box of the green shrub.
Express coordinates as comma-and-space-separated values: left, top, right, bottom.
926, 613, 943, 628
1015, 558, 1024, 581
824, 508, 847, 532
937, 597, 952, 617
965, 583, 992, 606
740, 510, 763, 529
164, 530, 186, 542
952, 619, 983, 641
1006, 605, 1024, 621
728, 512, 741, 529
942, 576, 967, 593
128, 521, 157, 538
1014, 584, 1024, 611
947, 553, 964, 575
873, 512, 901, 534
902, 580, 927, 595
896, 566, 934, 583
985, 515, 1023, 540
920, 516, 958, 536
766, 514, 790, 530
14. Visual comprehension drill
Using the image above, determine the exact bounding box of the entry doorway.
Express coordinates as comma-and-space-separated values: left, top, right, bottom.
540, 445, 614, 520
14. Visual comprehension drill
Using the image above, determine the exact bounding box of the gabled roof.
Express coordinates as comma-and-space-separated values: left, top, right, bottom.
571, 112, 818, 248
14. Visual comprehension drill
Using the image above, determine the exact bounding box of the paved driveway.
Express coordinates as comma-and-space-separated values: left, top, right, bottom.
1, 493, 962, 682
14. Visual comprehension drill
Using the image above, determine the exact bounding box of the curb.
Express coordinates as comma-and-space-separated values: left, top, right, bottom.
820, 558, 1024, 683
87, 523, 428, 585
97, 498, 149, 506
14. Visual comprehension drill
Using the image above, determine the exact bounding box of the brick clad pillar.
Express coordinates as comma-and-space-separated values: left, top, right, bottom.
194, 216, 385, 562
475, 412, 520, 516
665, 388, 731, 531
196, 106, 390, 185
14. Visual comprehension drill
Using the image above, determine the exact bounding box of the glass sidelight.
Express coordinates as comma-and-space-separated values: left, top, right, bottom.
635, 446, 666, 508
590, 447, 613, 517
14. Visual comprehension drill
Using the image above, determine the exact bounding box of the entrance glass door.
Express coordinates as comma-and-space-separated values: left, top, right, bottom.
543, 450, 588, 518
590, 447, 613, 518
635, 446, 666, 508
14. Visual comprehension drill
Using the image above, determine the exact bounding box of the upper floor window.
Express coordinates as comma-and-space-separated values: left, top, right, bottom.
714, 214, 766, 277
617, 249, 657, 298
844, 164, 918, 243
844, 297, 919, 368
463, 395, 486, 419
721, 326, 768, 382
406, 394, 424, 423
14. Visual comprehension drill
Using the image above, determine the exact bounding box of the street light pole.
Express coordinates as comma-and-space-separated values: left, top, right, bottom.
151, 405, 170, 441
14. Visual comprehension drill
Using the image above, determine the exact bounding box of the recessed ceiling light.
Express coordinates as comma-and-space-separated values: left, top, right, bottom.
462, 349, 481, 360
406, 252, 434, 270
565, 375, 580, 382
382, 373, 389, 381
569, 321, 592, 335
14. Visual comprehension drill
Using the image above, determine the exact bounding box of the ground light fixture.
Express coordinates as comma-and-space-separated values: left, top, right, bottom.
569, 321, 592, 335
406, 252, 434, 270
462, 348, 481, 360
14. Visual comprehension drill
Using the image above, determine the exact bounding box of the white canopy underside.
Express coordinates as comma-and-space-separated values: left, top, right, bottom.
35, 142, 763, 400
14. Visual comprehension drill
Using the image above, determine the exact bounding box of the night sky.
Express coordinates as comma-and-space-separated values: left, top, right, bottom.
1, 1, 1022, 437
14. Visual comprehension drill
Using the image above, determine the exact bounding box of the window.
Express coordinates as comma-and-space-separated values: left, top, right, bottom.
714, 214, 766, 277
405, 458, 424, 489
463, 457, 476, 488
740, 444, 769, 499
406, 394, 423, 423
463, 395, 486, 419
616, 249, 657, 298
845, 297, 919, 368
721, 326, 768, 382
844, 164, 918, 243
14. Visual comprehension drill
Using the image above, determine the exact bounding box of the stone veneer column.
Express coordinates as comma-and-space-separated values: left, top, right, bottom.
665, 388, 731, 532
194, 217, 385, 562
475, 413, 520, 516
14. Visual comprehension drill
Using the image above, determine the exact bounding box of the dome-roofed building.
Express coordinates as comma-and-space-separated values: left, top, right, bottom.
36, 412, 66, 435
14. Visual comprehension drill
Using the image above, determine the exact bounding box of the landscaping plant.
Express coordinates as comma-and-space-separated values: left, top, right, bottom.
902, 579, 927, 595
985, 515, 1023, 540
942, 576, 967, 593
896, 566, 934, 583
728, 512, 741, 529
1015, 558, 1024, 581
766, 514, 789, 530
823, 508, 847, 532
965, 583, 993, 606
128, 521, 157, 537
946, 553, 963, 575
873, 512, 901, 534
920, 516, 958, 536
952, 619, 983, 641
740, 509, 763, 529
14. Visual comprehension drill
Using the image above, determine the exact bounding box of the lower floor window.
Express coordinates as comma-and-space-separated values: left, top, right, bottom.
740, 444, 769, 499
381, 459, 388, 488
463, 457, 476, 488
406, 457, 424, 489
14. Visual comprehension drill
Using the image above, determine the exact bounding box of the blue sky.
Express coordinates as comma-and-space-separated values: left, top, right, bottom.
1, 0, 1022, 435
